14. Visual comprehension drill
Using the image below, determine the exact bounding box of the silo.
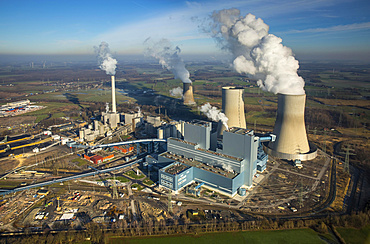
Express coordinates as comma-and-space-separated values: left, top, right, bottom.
217, 86, 246, 136
157, 128, 164, 139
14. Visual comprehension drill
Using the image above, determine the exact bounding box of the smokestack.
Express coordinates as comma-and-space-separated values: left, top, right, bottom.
217, 86, 246, 136
183, 83, 195, 105
111, 75, 116, 113
265, 94, 317, 161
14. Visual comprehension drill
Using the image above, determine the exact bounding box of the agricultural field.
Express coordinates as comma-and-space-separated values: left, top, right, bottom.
0, 60, 369, 168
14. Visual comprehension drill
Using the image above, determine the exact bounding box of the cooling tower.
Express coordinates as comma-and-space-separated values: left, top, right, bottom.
111, 75, 116, 113
217, 86, 246, 136
265, 94, 317, 161
183, 83, 196, 105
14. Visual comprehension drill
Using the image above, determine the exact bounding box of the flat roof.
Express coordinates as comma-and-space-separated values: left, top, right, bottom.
91, 155, 103, 160
161, 152, 237, 179
189, 119, 210, 127
228, 127, 253, 135
196, 147, 243, 162
163, 162, 190, 175
169, 137, 197, 146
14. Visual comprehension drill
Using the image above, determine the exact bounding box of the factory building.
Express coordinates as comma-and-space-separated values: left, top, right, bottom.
145, 115, 161, 136
4, 100, 30, 108
102, 112, 120, 129
159, 162, 193, 191
157, 121, 184, 140
150, 120, 270, 197
123, 112, 142, 125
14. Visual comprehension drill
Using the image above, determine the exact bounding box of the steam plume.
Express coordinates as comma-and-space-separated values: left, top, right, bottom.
94, 41, 117, 75
200, 103, 228, 130
169, 87, 183, 97
136, 106, 142, 117
208, 9, 305, 95
144, 38, 192, 83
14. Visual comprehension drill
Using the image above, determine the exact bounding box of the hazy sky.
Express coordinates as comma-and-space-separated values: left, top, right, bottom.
0, 0, 369, 62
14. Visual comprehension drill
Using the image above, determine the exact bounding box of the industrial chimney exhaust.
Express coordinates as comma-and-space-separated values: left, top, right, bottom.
183, 83, 195, 105
265, 94, 317, 161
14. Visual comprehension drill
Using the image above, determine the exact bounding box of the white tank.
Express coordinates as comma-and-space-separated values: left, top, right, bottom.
157, 128, 164, 139
217, 86, 246, 136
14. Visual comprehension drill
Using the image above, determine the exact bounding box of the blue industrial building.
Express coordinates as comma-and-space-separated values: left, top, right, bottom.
150, 120, 271, 197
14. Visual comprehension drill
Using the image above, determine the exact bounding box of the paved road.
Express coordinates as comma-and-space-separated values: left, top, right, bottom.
0, 158, 142, 196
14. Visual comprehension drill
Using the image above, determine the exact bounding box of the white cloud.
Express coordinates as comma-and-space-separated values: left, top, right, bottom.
284, 22, 370, 34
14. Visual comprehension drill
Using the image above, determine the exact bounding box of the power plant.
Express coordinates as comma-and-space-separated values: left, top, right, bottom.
182, 83, 196, 105
217, 86, 246, 136
264, 94, 317, 161
151, 120, 271, 197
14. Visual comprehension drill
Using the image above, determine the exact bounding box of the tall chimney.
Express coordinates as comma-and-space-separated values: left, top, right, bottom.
217, 86, 246, 136
183, 83, 195, 105
265, 94, 317, 161
111, 75, 116, 113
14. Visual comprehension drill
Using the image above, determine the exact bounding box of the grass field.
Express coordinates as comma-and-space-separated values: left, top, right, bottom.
143, 178, 154, 186
72, 157, 88, 167
125, 170, 145, 179
109, 229, 325, 244
115, 176, 130, 183
337, 226, 370, 244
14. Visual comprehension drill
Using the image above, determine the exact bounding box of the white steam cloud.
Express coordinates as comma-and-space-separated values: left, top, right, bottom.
208, 9, 305, 95
169, 87, 183, 97
220, 162, 234, 173
136, 106, 142, 117
200, 103, 229, 130
144, 38, 192, 83
94, 41, 117, 75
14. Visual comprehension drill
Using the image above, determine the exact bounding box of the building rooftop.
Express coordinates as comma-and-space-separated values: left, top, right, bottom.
161, 152, 237, 179
189, 119, 210, 127
228, 127, 254, 135
169, 137, 197, 146
196, 147, 243, 162
164, 162, 190, 175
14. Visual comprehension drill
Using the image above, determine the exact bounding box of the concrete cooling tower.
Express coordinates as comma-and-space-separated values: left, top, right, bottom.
265, 94, 317, 161
183, 83, 196, 105
217, 86, 246, 136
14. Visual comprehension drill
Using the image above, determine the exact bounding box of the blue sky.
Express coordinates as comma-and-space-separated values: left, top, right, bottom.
0, 0, 369, 61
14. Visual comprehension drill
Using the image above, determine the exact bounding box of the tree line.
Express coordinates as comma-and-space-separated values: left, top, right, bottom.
1, 209, 369, 244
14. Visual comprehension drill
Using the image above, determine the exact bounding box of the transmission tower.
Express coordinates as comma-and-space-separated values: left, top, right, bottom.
343, 144, 355, 174
112, 174, 118, 199
299, 181, 304, 208
322, 129, 327, 154
168, 190, 173, 214
338, 111, 342, 127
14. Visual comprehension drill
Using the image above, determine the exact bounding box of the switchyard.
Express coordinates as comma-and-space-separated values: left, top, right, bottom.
241, 151, 331, 213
